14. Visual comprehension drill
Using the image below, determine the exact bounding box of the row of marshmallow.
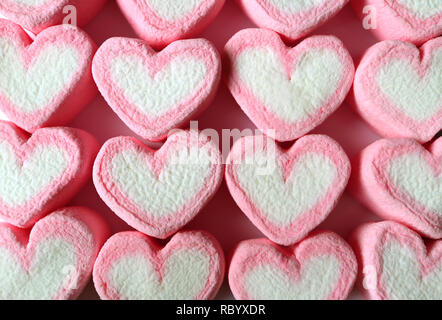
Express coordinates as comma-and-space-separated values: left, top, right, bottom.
1, 1, 440, 47
0, 206, 440, 300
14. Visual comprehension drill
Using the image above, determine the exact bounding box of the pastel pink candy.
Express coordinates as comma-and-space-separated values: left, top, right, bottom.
350, 221, 442, 299
0, 121, 99, 228
236, 0, 349, 41
93, 130, 223, 239
116, 0, 225, 48
351, 0, 442, 45
93, 37, 221, 141
93, 230, 225, 300
229, 231, 357, 300
352, 38, 442, 143
0, 19, 97, 133
225, 134, 351, 246
0, 207, 109, 300
0, 0, 107, 34
224, 29, 354, 142
350, 137, 442, 239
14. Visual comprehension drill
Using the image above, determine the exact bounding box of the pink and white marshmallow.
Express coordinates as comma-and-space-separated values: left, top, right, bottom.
352, 37, 442, 143
0, 19, 97, 133
0, 0, 107, 35
93, 230, 225, 300
236, 0, 349, 42
229, 231, 357, 300
116, 0, 225, 48
350, 221, 442, 300
93, 37, 221, 141
225, 134, 351, 246
351, 0, 442, 45
0, 121, 99, 228
350, 137, 442, 239
224, 29, 354, 142
0, 207, 109, 300
93, 130, 223, 239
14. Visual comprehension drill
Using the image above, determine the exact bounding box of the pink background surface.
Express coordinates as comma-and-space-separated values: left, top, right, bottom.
67, 0, 384, 299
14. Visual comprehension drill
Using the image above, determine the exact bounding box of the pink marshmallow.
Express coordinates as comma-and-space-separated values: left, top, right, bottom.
350, 221, 442, 299
352, 37, 442, 143
236, 0, 349, 42
350, 137, 442, 239
224, 29, 354, 142
116, 0, 225, 49
93, 129, 223, 239
229, 231, 357, 300
225, 134, 351, 246
0, 206, 109, 300
92, 37, 221, 141
93, 230, 225, 300
0, 0, 107, 34
0, 121, 99, 228
0, 19, 97, 133
351, 0, 442, 45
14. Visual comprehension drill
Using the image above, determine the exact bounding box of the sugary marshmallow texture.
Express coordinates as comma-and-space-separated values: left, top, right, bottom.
350, 137, 442, 239
229, 231, 357, 300
93, 130, 223, 239
350, 221, 442, 300
236, 0, 349, 41
0, 20, 97, 133
351, 0, 442, 44
225, 134, 351, 246
116, 0, 225, 48
352, 37, 442, 143
0, 207, 109, 300
224, 29, 354, 142
93, 37, 221, 141
0, 0, 106, 34
93, 230, 225, 300
0, 121, 99, 228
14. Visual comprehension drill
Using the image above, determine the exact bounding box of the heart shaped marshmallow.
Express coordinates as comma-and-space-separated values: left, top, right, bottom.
236, 0, 349, 41
225, 134, 351, 246
351, 0, 442, 44
352, 37, 442, 143
350, 221, 442, 299
0, 0, 107, 34
229, 231, 357, 300
93, 37, 221, 141
116, 0, 225, 48
0, 206, 109, 300
0, 121, 99, 228
350, 137, 442, 239
224, 29, 354, 142
93, 230, 225, 300
0, 19, 97, 133
93, 130, 223, 238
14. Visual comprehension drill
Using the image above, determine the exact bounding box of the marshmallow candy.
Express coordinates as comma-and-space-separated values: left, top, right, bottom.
352, 37, 442, 143
116, 0, 225, 48
236, 0, 349, 41
0, 121, 99, 228
350, 221, 442, 300
93, 230, 225, 300
93, 37, 221, 141
224, 29, 354, 142
0, 0, 107, 34
351, 0, 442, 45
229, 231, 357, 300
0, 19, 97, 133
0, 207, 109, 300
93, 130, 223, 239
350, 137, 442, 239
225, 134, 351, 246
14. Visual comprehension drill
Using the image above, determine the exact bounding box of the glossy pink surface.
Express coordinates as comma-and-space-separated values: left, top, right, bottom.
69, 0, 384, 299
